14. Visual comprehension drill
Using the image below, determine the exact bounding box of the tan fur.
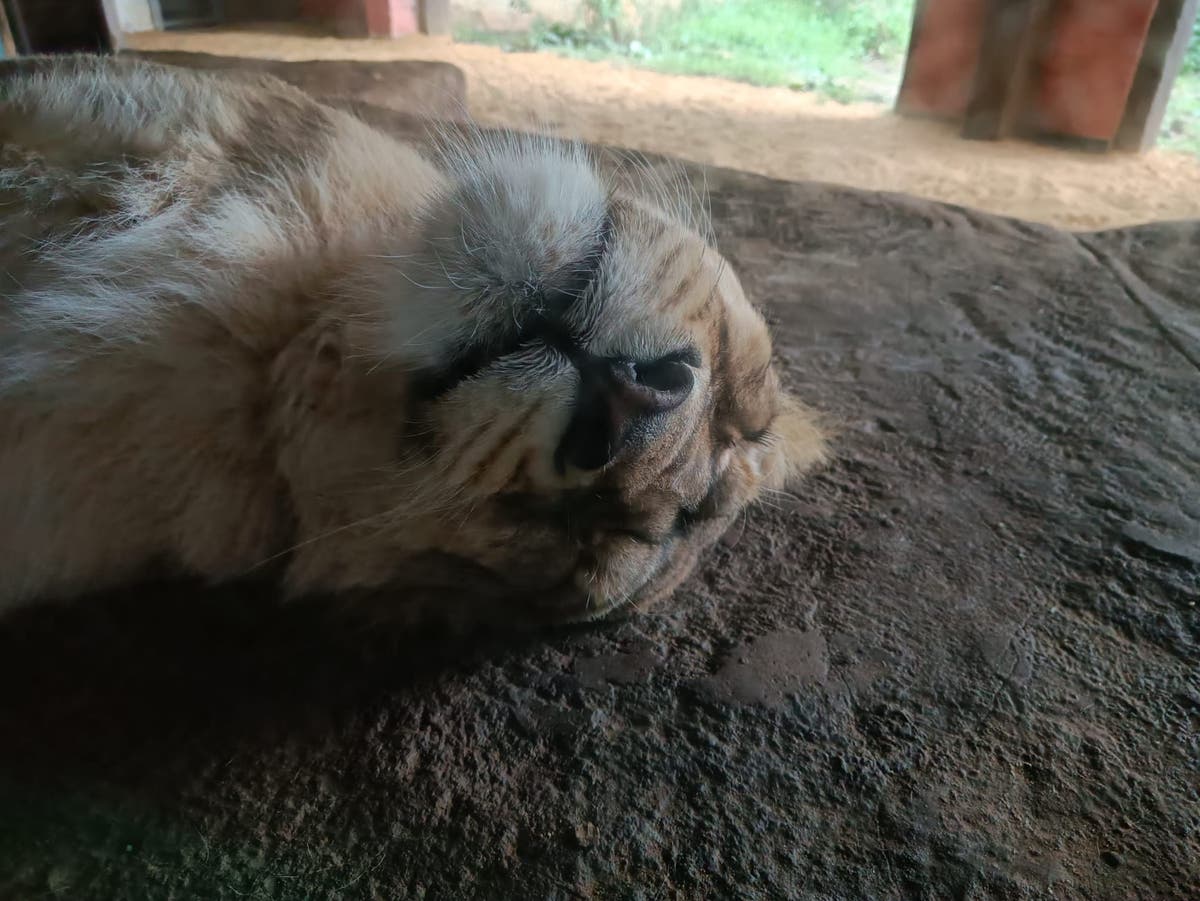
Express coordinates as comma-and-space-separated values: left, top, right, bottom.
0, 56, 825, 624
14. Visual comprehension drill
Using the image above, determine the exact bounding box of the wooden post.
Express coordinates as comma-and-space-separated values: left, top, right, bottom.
1114, 0, 1200, 150
1030, 0, 1161, 147
362, 0, 418, 36
0, 1, 16, 57
1, 0, 113, 54
302, 0, 446, 37
898, 0, 1198, 150
962, 0, 1055, 140
895, 0, 990, 120
419, 0, 450, 35
895, 0, 929, 112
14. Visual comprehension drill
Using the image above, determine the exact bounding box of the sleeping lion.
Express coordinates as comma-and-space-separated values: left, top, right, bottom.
0, 56, 825, 625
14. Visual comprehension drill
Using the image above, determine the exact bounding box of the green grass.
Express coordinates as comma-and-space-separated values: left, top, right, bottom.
1162, 71, 1200, 155
1161, 19, 1200, 155
457, 0, 914, 101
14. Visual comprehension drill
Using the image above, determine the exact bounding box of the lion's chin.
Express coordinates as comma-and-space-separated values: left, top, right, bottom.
525, 542, 704, 626
314, 538, 708, 631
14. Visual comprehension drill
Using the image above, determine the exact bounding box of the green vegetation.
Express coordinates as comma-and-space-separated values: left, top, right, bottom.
459, 0, 1200, 154
457, 0, 913, 102
1161, 17, 1200, 154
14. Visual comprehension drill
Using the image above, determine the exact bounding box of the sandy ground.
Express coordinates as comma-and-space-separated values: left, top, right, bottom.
126, 27, 1200, 231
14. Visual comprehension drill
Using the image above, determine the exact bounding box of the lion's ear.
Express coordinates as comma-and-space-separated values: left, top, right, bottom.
769, 393, 828, 487
272, 320, 347, 414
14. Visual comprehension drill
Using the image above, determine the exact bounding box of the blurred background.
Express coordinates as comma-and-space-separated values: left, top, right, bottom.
5, 0, 1200, 229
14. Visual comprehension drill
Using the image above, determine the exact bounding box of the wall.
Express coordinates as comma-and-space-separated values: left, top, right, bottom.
106, 0, 157, 32
223, 0, 300, 21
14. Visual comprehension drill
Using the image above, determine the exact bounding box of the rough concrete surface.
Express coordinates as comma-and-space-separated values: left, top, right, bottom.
0, 60, 1197, 900
126, 51, 469, 121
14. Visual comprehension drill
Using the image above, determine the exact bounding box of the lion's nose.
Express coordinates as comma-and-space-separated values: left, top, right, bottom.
555, 354, 695, 472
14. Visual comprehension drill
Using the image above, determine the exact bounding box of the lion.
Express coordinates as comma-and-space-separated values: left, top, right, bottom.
0, 56, 825, 625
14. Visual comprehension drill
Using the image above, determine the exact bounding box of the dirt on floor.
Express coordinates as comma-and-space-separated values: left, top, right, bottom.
126, 26, 1200, 232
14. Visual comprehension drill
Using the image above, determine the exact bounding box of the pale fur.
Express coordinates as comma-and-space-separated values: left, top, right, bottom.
0, 56, 825, 623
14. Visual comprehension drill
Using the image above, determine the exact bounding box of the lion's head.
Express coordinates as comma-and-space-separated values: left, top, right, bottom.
276, 132, 825, 625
